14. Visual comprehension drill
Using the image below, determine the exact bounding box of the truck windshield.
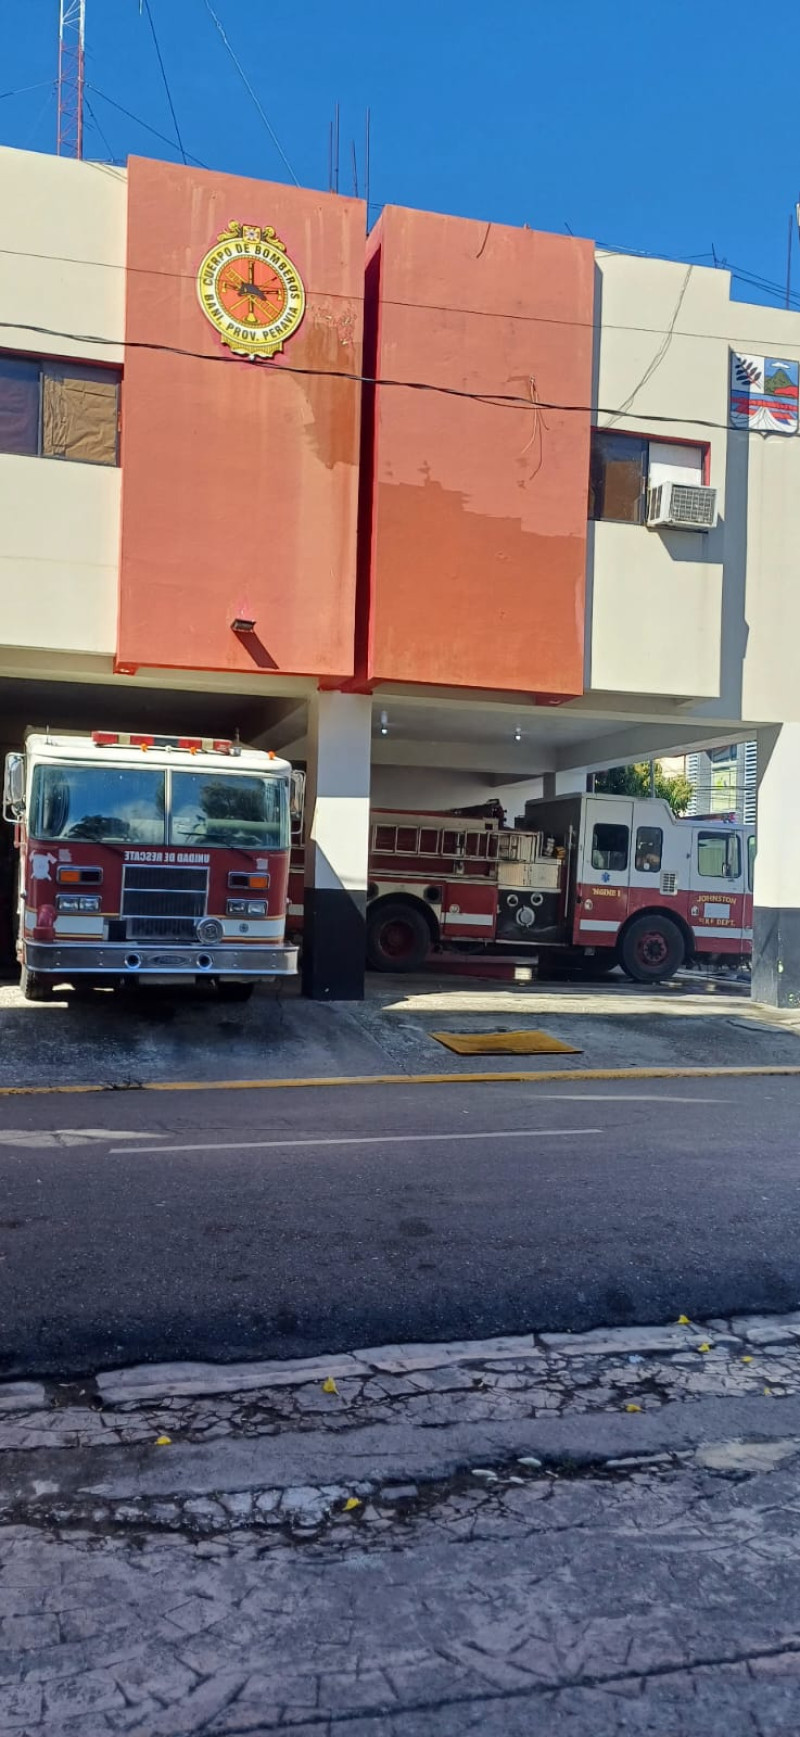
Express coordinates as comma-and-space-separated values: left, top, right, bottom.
169, 772, 287, 848
30, 765, 166, 843
29, 765, 289, 849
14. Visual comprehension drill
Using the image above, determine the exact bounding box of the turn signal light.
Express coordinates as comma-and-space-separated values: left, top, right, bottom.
228, 872, 270, 890
57, 866, 103, 885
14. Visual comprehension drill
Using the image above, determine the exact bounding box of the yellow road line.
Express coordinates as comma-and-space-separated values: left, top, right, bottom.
1, 1064, 800, 1097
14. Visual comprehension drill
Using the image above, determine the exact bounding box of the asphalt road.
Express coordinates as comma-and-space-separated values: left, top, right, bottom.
1, 1076, 800, 1378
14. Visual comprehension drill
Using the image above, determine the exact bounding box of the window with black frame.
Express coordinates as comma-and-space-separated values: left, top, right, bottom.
591, 822, 629, 872
697, 831, 741, 880
635, 825, 663, 873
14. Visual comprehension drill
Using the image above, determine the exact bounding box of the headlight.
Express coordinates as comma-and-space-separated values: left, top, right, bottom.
227, 900, 267, 917
56, 894, 101, 913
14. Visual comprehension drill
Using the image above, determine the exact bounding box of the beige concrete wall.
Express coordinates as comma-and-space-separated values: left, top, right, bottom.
726, 301, 800, 724
590, 520, 723, 698
589, 249, 800, 727
588, 255, 728, 700
0, 148, 126, 360
0, 151, 126, 661
0, 456, 120, 655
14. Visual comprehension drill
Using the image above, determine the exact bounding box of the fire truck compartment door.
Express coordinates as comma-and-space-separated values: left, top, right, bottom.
577, 798, 634, 940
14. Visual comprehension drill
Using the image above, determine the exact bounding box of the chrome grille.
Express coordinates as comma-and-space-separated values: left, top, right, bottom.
122, 864, 208, 941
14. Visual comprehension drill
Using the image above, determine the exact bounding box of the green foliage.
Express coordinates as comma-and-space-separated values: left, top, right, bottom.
594, 762, 693, 816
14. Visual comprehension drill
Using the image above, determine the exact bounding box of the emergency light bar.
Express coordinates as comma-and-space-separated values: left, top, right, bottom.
91, 732, 238, 755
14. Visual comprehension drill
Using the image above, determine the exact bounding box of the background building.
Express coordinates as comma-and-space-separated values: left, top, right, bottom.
686, 743, 758, 824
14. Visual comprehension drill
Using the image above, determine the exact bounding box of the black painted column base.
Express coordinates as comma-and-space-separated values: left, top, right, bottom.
302, 887, 366, 1001
752, 906, 800, 1009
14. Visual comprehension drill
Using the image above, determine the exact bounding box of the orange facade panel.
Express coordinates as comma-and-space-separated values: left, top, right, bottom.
363, 208, 595, 694
118, 158, 365, 678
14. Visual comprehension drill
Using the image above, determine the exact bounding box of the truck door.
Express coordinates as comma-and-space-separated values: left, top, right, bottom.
688, 826, 745, 950
574, 799, 634, 946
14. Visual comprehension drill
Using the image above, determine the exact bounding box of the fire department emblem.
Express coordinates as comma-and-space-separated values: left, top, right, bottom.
730, 352, 799, 434
196, 220, 306, 360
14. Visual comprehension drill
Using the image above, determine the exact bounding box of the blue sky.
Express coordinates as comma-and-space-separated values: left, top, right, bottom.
2, 0, 799, 307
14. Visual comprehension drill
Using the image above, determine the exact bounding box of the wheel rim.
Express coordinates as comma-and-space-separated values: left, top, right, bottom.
381, 919, 417, 961
635, 929, 669, 968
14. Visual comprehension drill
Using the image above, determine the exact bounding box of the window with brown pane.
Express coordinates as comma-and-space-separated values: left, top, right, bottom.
0, 354, 120, 465
588, 431, 648, 523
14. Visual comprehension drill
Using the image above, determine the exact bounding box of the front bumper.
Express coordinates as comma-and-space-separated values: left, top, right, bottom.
23, 942, 298, 979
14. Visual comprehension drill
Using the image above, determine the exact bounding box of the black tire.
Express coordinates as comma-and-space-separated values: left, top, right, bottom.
620, 915, 684, 984
20, 966, 52, 1002
217, 982, 255, 1003
367, 902, 431, 973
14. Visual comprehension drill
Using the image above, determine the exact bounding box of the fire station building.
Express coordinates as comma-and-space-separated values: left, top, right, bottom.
0, 143, 799, 1002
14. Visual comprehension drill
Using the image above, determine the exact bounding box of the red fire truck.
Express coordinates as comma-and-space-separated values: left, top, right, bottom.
288, 791, 754, 983
2, 731, 299, 1000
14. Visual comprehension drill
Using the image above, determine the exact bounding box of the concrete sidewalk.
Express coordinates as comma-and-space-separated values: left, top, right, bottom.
1, 969, 800, 1088
4, 1311, 800, 1732
349, 970, 800, 1076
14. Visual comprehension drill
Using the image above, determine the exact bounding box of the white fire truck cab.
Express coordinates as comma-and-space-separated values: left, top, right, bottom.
288, 791, 753, 983
506, 791, 753, 981
3, 731, 299, 1000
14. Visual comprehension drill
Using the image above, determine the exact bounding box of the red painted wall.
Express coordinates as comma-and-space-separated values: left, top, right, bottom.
118, 158, 365, 678
363, 208, 595, 694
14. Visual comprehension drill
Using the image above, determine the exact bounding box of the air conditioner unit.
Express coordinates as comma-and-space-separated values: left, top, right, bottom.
646, 481, 717, 532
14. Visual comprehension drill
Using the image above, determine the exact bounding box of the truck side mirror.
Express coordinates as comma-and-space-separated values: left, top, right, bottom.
2, 754, 25, 822
290, 770, 306, 838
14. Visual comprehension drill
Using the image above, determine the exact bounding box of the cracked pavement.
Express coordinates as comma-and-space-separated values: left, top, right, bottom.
4, 1315, 800, 1731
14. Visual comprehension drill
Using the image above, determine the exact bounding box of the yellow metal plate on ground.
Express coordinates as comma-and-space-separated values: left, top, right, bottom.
431, 1031, 582, 1056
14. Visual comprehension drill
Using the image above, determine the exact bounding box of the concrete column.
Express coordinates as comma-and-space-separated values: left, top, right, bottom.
302, 691, 371, 1001
751, 724, 800, 1008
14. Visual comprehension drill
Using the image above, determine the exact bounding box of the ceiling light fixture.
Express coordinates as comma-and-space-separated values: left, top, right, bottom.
379, 710, 389, 737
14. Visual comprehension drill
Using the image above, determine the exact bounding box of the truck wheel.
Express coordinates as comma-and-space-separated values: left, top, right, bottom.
620, 916, 684, 984
367, 903, 430, 973
19, 966, 52, 1002
217, 982, 255, 1003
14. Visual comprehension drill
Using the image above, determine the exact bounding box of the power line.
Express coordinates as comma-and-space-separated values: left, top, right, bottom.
1, 236, 800, 363
142, 0, 187, 167
606, 265, 694, 426
598, 239, 800, 316
87, 85, 207, 168
201, 0, 300, 188
0, 80, 57, 103
22, 86, 57, 154
0, 311, 794, 437
83, 95, 117, 164
0, 76, 794, 321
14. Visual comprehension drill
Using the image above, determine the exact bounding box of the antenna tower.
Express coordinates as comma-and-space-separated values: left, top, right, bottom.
57, 0, 86, 158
